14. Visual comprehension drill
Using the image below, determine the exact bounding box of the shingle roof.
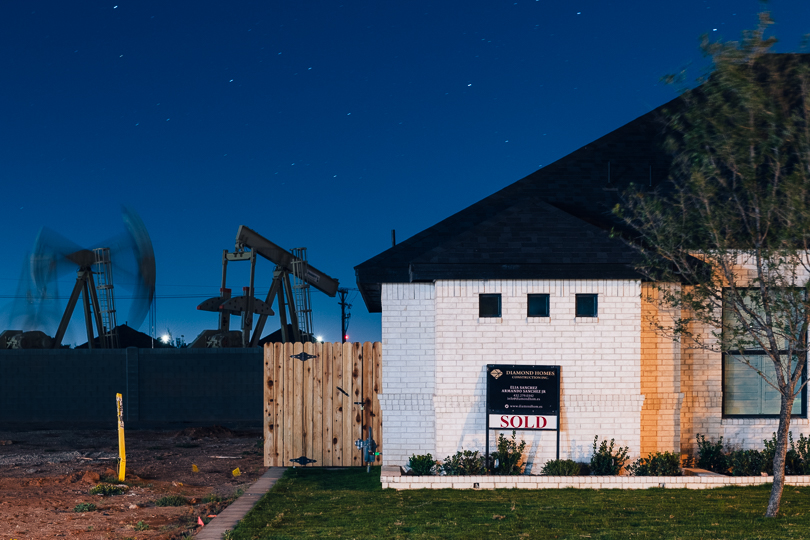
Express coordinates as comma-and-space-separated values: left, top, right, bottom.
355, 96, 680, 313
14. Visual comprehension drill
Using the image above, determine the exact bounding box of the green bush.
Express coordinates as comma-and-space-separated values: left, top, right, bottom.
89, 483, 128, 496
73, 502, 97, 512
696, 434, 728, 474
540, 459, 582, 476
154, 495, 188, 507
407, 453, 438, 476
762, 432, 801, 475
627, 451, 682, 476
442, 449, 486, 476
590, 436, 629, 476
727, 448, 765, 476
490, 431, 527, 475
134, 520, 150, 531
796, 434, 810, 474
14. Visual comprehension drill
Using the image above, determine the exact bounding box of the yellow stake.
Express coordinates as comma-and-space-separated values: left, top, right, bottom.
116, 393, 126, 482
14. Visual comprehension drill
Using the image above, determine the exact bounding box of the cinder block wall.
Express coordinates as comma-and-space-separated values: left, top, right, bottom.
0, 348, 263, 427
381, 279, 644, 469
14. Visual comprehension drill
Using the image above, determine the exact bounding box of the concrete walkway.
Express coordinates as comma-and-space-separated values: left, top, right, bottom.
195, 467, 287, 539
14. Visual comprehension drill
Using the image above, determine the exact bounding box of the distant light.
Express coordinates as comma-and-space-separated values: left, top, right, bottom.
316, 335, 323, 342
344, 334, 349, 341
161, 334, 170, 344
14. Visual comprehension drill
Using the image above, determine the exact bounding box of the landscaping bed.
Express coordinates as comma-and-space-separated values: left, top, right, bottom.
0, 426, 265, 539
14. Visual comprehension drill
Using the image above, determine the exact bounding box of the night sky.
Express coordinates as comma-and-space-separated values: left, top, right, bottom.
1, 1, 809, 346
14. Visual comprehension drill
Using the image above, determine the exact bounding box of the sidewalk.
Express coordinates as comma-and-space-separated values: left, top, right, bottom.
195, 467, 287, 539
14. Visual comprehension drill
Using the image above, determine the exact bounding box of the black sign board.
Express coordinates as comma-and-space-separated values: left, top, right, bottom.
486, 364, 560, 415
485, 364, 561, 461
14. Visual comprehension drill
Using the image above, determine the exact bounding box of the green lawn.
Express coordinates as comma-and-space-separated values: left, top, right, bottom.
230, 467, 810, 539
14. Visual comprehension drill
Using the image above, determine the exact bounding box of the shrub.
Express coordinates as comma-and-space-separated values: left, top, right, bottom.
442, 450, 486, 476
627, 452, 682, 476
89, 483, 128, 496
590, 436, 629, 475
134, 520, 150, 531
407, 453, 437, 476
762, 432, 801, 475
696, 434, 728, 474
796, 434, 810, 474
154, 495, 188, 507
73, 502, 97, 512
540, 459, 582, 476
727, 448, 765, 476
490, 431, 527, 475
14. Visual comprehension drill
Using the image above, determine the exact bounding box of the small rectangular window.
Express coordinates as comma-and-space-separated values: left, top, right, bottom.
575, 294, 598, 317
528, 294, 550, 317
479, 294, 501, 318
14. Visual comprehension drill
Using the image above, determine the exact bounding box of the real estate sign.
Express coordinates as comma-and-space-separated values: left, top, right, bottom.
486, 364, 561, 458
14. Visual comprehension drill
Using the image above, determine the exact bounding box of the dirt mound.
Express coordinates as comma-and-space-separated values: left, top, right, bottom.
173, 425, 235, 439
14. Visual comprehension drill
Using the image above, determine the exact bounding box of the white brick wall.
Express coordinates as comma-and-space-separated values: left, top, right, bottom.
381, 283, 437, 464
382, 279, 643, 468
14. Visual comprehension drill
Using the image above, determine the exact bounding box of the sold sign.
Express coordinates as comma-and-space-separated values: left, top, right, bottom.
488, 414, 558, 430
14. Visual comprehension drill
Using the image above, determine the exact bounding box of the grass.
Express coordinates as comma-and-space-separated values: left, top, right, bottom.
73, 502, 97, 512
231, 467, 810, 539
154, 495, 188, 507
89, 483, 128, 496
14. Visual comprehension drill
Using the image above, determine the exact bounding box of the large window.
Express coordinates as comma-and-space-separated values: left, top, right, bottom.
722, 290, 806, 417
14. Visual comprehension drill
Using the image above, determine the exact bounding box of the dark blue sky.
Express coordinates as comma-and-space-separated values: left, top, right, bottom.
1, 1, 808, 345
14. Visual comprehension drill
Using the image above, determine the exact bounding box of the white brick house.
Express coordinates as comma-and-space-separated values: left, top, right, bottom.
355, 100, 809, 469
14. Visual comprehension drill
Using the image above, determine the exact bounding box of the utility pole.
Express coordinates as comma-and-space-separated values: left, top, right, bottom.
337, 287, 353, 343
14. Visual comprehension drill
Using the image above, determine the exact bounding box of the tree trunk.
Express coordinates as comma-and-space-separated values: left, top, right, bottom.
765, 394, 792, 517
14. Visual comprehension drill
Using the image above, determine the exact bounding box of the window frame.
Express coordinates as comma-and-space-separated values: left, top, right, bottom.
575, 294, 598, 318
479, 293, 502, 318
721, 288, 807, 419
527, 294, 550, 318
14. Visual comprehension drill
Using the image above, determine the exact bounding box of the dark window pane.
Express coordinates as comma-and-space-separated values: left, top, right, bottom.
575, 294, 597, 317
479, 294, 501, 318
528, 294, 549, 317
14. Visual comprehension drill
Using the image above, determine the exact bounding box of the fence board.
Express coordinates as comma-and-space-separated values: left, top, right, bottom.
293, 342, 304, 462
284, 342, 294, 464
333, 342, 344, 466
303, 342, 314, 463
343, 342, 355, 466
372, 341, 383, 463
322, 343, 333, 466
273, 343, 284, 466
312, 342, 323, 466
362, 341, 373, 439
264, 341, 382, 467
263, 345, 274, 465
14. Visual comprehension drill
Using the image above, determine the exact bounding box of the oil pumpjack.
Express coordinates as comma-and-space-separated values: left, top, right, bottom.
191, 226, 339, 347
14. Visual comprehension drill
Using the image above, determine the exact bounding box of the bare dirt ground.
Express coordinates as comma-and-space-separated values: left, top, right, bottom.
0, 426, 266, 540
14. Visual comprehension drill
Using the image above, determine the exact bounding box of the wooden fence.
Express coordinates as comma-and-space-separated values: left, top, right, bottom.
263, 342, 382, 467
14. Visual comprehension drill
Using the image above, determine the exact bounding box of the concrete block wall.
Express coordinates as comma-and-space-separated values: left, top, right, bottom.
381, 279, 644, 469
380, 283, 437, 464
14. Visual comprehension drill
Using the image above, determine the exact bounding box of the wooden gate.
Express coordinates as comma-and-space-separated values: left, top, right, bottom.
263, 342, 382, 467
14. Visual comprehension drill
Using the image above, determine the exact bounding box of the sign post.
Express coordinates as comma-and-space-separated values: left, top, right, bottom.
485, 365, 561, 466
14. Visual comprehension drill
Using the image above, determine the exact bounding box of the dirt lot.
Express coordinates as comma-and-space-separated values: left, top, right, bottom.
0, 426, 267, 540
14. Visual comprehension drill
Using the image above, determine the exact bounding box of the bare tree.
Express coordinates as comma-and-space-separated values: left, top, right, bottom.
615, 13, 810, 517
